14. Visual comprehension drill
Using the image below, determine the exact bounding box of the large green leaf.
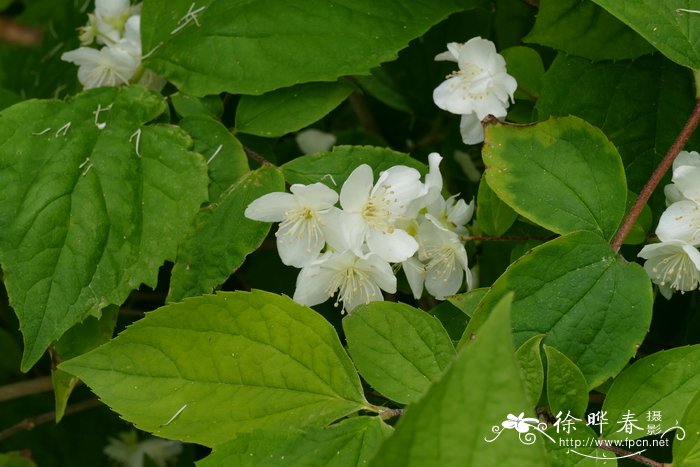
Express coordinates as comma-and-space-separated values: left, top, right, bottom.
483, 116, 627, 240
281, 145, 426, 187
369, 295, 550, 467
60, 291, 369, 447
536, 54, 699, 196
524, 0, 653, 61
0, 86, 209, 371
178, 115, 249, 203
140, 0, 474, 96
602, 345, 700, 441
198, 416, 391, 467
167, 166, 284, 302
673, 390, 700, 466
343, 302, 455, 405
544, 345, 588, 419
236, 82, 354, 137
591, 0, 700, 70
460, 231, 653, 389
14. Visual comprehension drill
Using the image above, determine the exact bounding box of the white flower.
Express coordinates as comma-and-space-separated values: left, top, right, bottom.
502, 413, 540, 434
93, 0, 136, 45
325, 164, 422, 262
638, 240, 700, 297
427, 195, 475, 236
656, 200, 700, 246
416, 217, 472, 299
293, 250, 396, 313
433, 37, 516, 145
244, 183, 339, 268
61, 45, 139, 89
665, 151, 700, 205
296, 129, 337, 154
104, 431, 182, 467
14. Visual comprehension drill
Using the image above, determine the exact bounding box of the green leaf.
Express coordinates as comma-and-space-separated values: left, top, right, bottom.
141, 0, 473, 96
0, 89, 20, 111
60, 290, 368, 447
343, 302, 455, 405
167, 165, 284, 302
236, 82, 354, 137
501, 46, 544, 100
52, 305, 119, 421
591, 0, 700, 70
602, 345, 700, 440
545, 424, 618, 466
429, 301, 470, 342
544, 345, 588, 419
524, 0, 653, 61
178, 115, 249, 203
0, 452, 36, 467
198, 416, 391, 467
476, 177, 518, 236
0, 86, 209, 371
369, 294, 549, 467
354, 68, 411, 113
535, 54, 699, 196
170, 93, 223, 119
515, 335, 544, 407
483, 116, 627, 240
281, 145, 426, 187
447, 287, 489, 318
460, 231, 653, 389
673, 390, 700, 466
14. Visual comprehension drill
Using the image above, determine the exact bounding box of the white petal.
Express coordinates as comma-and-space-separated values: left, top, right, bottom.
458, 37, 497, 69
672, 165, 700, 204
656, 200, 700, 245
673, 150, 700, 171
367, 228, 418, 262
664, 184, 687, 206
323, 209, 367, 253
425, 259, 464, 300
290, 182, 339, 209
402, 256, 426, 299
276, 221, 324, 268
244, 192, 298, 222
340, 164, 373, 211
640, 241, 700, 293
96, 0, 130, 17
343, 279, 382, 313
380, 165, 424, 211
459, 113, 485, 145
293, 260, 335, 307
359, 254, 397, 293
433, 75, 476, 115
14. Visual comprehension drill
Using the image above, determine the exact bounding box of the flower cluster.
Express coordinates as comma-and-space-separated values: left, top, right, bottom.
433, 37, 517, 145
638, 150, 700, 298
61, 0, 163, 90
245, 153, 474, 313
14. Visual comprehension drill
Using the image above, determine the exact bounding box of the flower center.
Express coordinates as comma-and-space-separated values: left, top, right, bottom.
326, 266, 373, 311
278, 207, 323, 252
424, 245, 457, 283
651, 252, 700, 292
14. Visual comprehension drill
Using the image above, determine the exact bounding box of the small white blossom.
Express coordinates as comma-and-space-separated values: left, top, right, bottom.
293, 250, 396, 313
433, 37, 517, 145
296, 129, 337, 154
665, 151, 700, 205
104, 431, 182, 467
325, 164, 422, 262
416, 217, 472, 299
638, 240, 700, 297
244, 183, 339, 268
61, 45, 139, 89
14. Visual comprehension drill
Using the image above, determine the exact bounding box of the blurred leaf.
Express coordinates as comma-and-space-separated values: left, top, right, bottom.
673, 389, 700, 466
60, 290, 368, 447
447, 287, 488, 319
515, 335, 544, 407
544, 345, 588, 418
429, 300, 470, 342
354, 68, 411, 113
0, 452, 36, 467
501, 46, 544, 100
477, 177, 518, 236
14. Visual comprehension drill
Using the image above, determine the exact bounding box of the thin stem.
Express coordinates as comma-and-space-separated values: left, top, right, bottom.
597, 442, 667, 467
243, 146, 274, 167
611, 99, 700, 251
348, 92, 382, 138
0, 399, 101, 441
0, 376, 53, 402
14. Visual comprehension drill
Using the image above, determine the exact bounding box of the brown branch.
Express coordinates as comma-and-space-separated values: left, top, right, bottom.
0, 18, 42, 47
611, 99, 700, 251
0, 399, 101, 441
597, 442, 667, 467
243, 146, 274, 167
0, 376, 53, 402
521, 0, 539, 8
